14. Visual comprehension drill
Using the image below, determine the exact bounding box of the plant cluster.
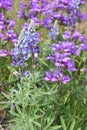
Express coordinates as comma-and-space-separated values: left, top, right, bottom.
0, 0, 87, 130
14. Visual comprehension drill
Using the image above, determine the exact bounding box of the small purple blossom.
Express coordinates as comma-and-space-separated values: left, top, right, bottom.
44, 71, 53, 81
0, 49, 8, 57
7, 30, 17, 43
62, 75, 71, 84
72, 31, 81, 39
23, 70, 30, 77
63, 31, 71, 40
8, 20, 15, 28
80, 44, 87, 51
85, 68, 87, 72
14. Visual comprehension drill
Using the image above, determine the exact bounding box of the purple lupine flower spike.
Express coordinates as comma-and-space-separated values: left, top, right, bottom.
12, 19, 40, 78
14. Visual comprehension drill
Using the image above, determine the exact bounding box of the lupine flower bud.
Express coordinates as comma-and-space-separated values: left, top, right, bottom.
49, 20, 59, 40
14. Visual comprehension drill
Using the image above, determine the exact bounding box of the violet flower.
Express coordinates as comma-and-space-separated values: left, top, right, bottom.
0, 49, 8, 57
0, 0, 13, 10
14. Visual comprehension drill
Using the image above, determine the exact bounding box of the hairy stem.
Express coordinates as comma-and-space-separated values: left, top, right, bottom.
40, 112, 45, 130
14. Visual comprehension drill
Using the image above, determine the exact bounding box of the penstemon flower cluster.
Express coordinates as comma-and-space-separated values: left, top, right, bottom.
18, 0, 87, 29
12, 19, 40, 78
0, 0, 17, 57
44, 17, 87, 84
0, 0, 17, 43
0, 0, 13, 10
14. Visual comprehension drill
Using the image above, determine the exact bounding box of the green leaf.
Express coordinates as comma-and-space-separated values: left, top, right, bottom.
32, 121, 41, 127
9, 73, 14, 82
34, 115, 42, 120
44, 116, 54, 129
16, 105, 22, 114
84, 127, 87, 130
77, 128, 81, 130
50, 125, 62, 130
38, 58, 48, 67
29, 122, 35, 130
60, 116, 67, 130
7, 65, 16, 72
2, 92, 10, 100
69, 119, 75, 130
9, 111, 21, 119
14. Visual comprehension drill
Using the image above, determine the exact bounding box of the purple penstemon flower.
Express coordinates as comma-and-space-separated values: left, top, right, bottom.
0, 32, 6, 40
80, 44, 87, 51
63, 31, 71, 40
44, 71, 53, 81
0, 0, 13, 10
7, 30, 17, 43
8, 20, 15, 28
18, 0, 86, 29
0, 49, 8, 57
62, 75, 71, 84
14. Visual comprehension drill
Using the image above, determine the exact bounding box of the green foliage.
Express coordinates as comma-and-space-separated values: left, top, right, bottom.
1, 71, 87, 130
1, 72, 61, 130
0, 2, 87, 130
